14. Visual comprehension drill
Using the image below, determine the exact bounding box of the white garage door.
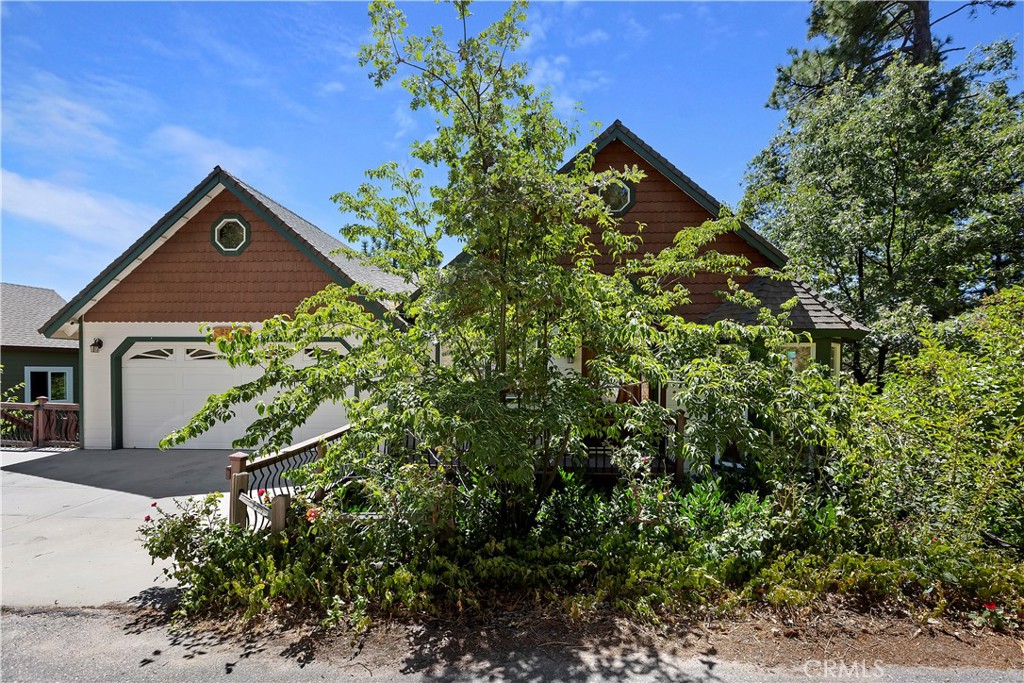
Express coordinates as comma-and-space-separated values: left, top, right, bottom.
122, 343, 348, 449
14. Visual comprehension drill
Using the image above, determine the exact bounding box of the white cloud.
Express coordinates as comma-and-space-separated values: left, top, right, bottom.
2, 71, 160, 161
622, 15, 651, 42
528, 56, 609, 117
391, 104, 417, 143
691, 4, 736, 47
1, 170, 159, 248
528, 55, 570, 90
3, 73, 117, 157
521, 7, 552, 53
317, 81, 347, 96
567, 29, 609, 48
147, 125, 274, 178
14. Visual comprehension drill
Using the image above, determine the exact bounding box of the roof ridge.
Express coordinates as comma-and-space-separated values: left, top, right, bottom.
575, 120, 789, 268
701, 275, 869, 336
793, 278, 869, 331
218, 169, 344, 249
2, 282, 63, 294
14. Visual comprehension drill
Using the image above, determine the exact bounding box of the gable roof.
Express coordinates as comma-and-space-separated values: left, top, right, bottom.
701, 276, 870, 338
571, 120, 788, 269
41, 167, 413, 338
1, 283, 77, 349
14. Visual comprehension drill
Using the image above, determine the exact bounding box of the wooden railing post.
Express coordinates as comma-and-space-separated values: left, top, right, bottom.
31, 397, 48, 447
229, 472, 250, 528
226, 451, 249, 481
270, 494, 291, 534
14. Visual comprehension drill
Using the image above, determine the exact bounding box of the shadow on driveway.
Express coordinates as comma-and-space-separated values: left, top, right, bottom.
1, 448, 233, 498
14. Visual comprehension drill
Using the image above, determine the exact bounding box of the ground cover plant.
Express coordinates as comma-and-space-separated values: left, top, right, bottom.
143, 1, 1023, 630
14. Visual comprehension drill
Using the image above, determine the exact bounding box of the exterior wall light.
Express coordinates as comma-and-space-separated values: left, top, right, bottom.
90, 338, 104, 353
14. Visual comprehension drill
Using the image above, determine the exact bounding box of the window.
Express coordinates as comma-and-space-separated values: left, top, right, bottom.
185, 348, 219, 361
784, 343, 815, 372
24, 367, 73, 403
211, 214, 251, 255
129, 348, 174, 361
598, 179, 635, 216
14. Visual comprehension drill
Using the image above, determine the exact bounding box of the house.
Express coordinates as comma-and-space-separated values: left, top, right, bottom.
1, 283, 80, 404
40, 169, 411, 449
40, 120, 865, 451
581, 121, 868, 373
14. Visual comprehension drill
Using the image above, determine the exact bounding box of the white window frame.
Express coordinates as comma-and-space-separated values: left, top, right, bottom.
24, 366, 74, 403
783, 343, 816, 372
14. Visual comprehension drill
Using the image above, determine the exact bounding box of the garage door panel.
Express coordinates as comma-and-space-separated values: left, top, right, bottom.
122, 342, 349, 449
125, 373, 180, 392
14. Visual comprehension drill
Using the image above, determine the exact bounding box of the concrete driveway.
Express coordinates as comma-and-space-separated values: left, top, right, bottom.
1, 447, 230, 607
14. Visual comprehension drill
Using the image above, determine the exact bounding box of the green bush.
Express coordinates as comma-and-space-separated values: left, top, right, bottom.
142, 288, 1024, 625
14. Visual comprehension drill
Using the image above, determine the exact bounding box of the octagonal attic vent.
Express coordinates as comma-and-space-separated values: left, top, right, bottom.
211, 214, 251, 255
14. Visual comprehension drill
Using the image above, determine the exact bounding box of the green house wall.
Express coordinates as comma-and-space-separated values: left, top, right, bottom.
0, 347, 81, 404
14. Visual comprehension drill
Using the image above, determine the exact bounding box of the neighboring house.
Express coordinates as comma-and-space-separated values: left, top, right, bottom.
40, 168, 411, 449
40, 120, 865, 451
1, 283, 80, 404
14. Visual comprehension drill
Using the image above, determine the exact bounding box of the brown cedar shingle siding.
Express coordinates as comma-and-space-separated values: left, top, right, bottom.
591, 140, 772, 320
86, 192, 334, 323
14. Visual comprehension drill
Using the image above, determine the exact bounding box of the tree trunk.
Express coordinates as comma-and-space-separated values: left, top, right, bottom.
907, 1, 933, 65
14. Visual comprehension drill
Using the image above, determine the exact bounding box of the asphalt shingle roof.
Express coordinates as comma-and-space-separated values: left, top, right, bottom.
701, 276, 870, 336
40, 168, 416, 337
225, 171, 416, 295
2, 284, 77, 349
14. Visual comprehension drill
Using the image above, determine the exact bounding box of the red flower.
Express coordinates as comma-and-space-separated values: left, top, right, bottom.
144, 515, 152, 522
306, 508, 321, 522
984, 602, 997, 611
258, 488, 266, 497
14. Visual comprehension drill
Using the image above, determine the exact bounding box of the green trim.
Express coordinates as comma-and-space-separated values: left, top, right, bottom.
320, 336, 353, 352
603, 178, 637, 217
45, 169, 390, 337
110, 336, 207, 449
110, 334, 355, 449
210, 213, 251, 256
798, 328, 869, 341
216, 175, 390, 320
78, 326, 85, 445
42, 175, 224, 338
588, 126, 789, 270
813, 339, 833, 367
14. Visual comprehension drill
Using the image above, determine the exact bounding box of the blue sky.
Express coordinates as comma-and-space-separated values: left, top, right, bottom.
2, 1, 1021, 300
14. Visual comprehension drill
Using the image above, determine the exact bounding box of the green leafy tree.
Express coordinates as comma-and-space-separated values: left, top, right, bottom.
745, 51, 1023, 386
833, 286, 1024, 554
163, 1, 841, 536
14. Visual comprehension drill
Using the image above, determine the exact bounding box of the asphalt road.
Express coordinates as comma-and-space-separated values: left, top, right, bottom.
2, 608, 1022, 683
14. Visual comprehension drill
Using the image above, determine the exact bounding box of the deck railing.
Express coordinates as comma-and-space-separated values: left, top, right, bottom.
227, 423, 685, 533
225, 424, 353, 532
0, 398, 80, 448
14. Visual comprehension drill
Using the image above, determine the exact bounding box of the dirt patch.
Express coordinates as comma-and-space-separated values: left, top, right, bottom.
686, 611, 1023, 671
314, 608, 1024, 675
104, 603, 1024, 674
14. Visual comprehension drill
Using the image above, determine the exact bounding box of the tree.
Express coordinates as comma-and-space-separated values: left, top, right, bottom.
746, 9, 1023, 386
164, 1, 841, 537
769, 0, 1014, 109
